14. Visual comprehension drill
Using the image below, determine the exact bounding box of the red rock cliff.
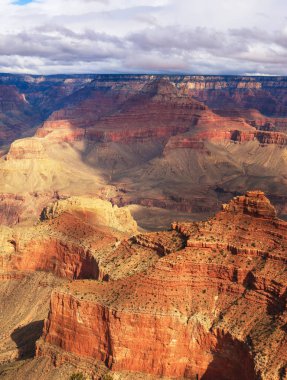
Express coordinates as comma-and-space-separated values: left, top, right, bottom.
37, 192, 287, 380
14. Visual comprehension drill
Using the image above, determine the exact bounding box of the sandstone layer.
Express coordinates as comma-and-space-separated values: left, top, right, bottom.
35, 192, 287, 380
0, 196, 139, 280
0, 196, 144, 379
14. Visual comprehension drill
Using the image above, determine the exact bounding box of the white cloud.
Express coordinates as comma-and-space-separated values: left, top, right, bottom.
0, 0, 286, 74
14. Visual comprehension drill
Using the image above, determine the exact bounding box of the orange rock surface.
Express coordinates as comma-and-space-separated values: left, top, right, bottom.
36, 192, 287, 380
2, 74, 287, 380
0, 197, 138, 280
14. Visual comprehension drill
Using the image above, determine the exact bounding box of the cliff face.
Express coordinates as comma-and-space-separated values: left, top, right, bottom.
255, 131, 287, 145
0, 197, 138, 280
31, 77, 287, 220
38, 292, 257, 380
0, 85, 37, 144
36, 78, 207, 143
37, 192, 287, 380
222, 190, 276, 218
176, 75, 287, 116
0, 74, 96, 146
1, 73, 287, 147
35, 76, 287, 144
0, 195, 170, 379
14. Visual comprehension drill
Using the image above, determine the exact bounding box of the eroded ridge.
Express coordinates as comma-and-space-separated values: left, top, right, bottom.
35, 191, 287, 380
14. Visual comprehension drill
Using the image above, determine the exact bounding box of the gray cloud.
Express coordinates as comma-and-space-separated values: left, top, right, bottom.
0, 27, 125, 63
128, 26, 231, 53
0, 0, 286, 74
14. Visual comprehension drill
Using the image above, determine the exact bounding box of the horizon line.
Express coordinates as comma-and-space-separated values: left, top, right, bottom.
0, 72, 286, 78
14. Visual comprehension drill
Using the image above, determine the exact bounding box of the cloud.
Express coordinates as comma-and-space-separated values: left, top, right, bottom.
0, 0, 286, 74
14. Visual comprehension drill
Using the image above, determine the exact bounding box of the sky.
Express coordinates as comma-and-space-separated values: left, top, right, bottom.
1, 0, 287, 75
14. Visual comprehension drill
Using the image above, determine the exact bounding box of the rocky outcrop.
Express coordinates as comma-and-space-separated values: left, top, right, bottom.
6, 138, 46, 160
40, 76, 287, 151
222, 190, 276, 218
0, 197, 138, 280
0, 194, 25, 225
38, 289, 258, 380
40, 196, 137, 235
133, 230, 185, 256
255, 131, 287, 145
37, 192, 287, 380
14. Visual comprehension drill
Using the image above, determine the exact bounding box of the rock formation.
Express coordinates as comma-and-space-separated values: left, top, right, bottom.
1, 74, 287, 223
222, 190, 276, 218
30, 192, 287, 380
36, 78, 206, 143
177, 75, 287, 116
0, 196, 138, 280
27, 76, 287, 221
6, 138, 46, 160
1, 73, 287, 148
1, 74, 287, 379
41, 196, 138, 235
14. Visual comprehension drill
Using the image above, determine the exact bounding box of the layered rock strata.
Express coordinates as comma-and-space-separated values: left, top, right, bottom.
0, 197, 139, 280
37, 192, 287, 380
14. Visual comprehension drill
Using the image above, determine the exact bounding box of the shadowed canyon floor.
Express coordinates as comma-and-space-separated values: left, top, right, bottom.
0, 191, 286, 379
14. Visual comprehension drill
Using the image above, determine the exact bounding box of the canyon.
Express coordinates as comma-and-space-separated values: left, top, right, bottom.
0, 74, 286, 229
0, 74, 287, 379
0, 191, 286, 379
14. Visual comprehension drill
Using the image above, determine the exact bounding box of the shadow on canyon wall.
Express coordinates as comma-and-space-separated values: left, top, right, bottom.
11, 320, 44, 359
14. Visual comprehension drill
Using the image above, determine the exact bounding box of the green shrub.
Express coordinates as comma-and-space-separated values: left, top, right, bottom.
102, 373, 113, 380
70, 373, 86, 380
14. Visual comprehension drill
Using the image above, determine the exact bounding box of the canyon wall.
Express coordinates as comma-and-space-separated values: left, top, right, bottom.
37, 192, 287, 380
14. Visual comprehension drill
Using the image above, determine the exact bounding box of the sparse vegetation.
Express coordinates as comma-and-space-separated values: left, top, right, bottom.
70, 373, 86, 380
102, 372, 113, 380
